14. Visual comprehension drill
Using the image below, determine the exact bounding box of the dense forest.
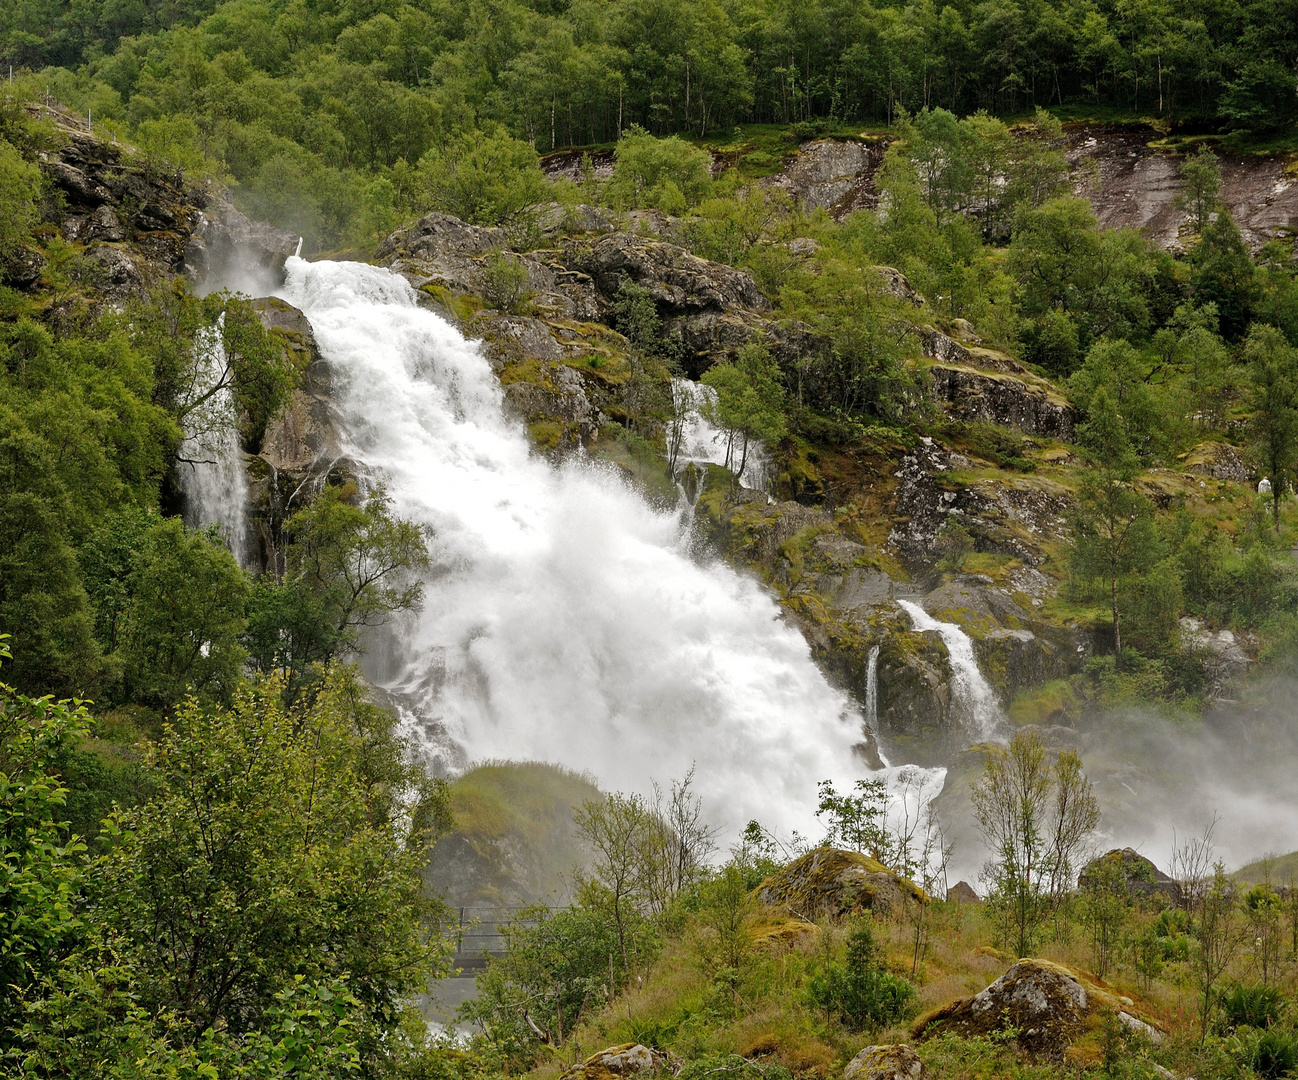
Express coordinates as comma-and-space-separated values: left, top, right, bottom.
2, 0, 1298, 247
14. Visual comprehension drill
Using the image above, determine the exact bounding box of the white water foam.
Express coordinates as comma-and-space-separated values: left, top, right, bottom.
670, 377, 768, 490
178, 320, 249, 563
280, 257, 880, 840
896, 599, 1005, 741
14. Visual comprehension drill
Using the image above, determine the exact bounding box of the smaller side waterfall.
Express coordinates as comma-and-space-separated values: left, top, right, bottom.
669, 377, 768, 490
897, 599, 1004, 741
178, 321, 249, 564
864, 644, 880, 730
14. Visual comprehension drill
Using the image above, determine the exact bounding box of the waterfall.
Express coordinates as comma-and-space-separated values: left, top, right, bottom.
278, 257, 890, 840
896, 600, 1005, 741
670, 377, 768, 490
178, 320, 248, 564
864, 644, 880, 730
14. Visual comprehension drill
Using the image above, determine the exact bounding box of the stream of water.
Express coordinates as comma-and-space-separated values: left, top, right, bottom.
277, 257, 941, 841
896, 600, 1005, 741
178, 320, 249, 565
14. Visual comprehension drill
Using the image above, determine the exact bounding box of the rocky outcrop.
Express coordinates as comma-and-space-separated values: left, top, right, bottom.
36, 127, 204, 301
929, 364, 1076, 440
887, 440, 1073, 572
946, 881, 980, 904
1178, 617, 1253, 696
915, 958, 1163, 1062
844, 1045, 926, 1080
244, 297, 354, 576
560, 1045, 680, 1080
1079, 848, 1181, 907
184, 187, 297, 295
757, 847, 926, 919
1067, 124, 1298, 252
766, 138, 889, 218
1180, 441, 1251, 483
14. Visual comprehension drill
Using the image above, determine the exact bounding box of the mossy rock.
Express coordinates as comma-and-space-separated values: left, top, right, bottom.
560, 1044, 679, 1080
913, 958, 1163, 1064
756, 847, 926, 920
747, 915, 818, 951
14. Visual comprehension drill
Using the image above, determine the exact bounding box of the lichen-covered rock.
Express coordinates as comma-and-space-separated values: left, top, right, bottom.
1180, 440, 1250, 483
757, 847, 926, 919
765, 138, 888, 218
844, 1044, 926, 1080
1078, 848, 1181, 907
915, 959, 1163, 1062
560, 1044, 679, 1080
928, 364, 1076, 440
568, 231, 769, 312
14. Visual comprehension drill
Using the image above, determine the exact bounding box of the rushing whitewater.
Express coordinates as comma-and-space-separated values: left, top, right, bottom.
671, 377, 768, 490
896, 600, 1005, 741
280, 257, 881, 839
179, 321, 249, 564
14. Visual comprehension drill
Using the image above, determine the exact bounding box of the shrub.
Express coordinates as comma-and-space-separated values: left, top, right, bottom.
1219, 984, 1288, 1032
609, 127, 712, 210
1234, 1027, 1298, 1080
806, 919, 916, 1031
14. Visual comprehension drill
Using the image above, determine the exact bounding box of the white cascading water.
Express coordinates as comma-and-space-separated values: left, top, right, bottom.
178, 320, 249, 564
896, 600, 1005, 741
864, 644, 880, 731
670, 377, 768, 490
278, 257, 937, 840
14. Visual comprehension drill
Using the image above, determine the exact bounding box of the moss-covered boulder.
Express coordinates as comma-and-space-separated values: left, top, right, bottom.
914, 959, 1163, 1063
757, 847, 926, 919
560, 1044, 679, 1080
844, 1044, 926, 1080
1079, 848, 1181, 907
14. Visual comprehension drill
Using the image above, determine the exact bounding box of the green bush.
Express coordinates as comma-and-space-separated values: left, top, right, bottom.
1219, 984, 1288, 1032
806, 919, 916, 1031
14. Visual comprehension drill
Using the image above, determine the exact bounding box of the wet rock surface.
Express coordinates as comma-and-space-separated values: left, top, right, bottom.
1066, 123, 1298, 251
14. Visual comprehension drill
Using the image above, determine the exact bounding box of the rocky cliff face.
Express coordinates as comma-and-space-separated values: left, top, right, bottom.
764, 126, 1298, 251
25, 105, 295, 305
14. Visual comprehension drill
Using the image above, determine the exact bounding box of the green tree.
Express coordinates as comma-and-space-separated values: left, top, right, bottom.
608, 126, 713, 211
463, 903, 624, 1054
245, 485, 428, 701
1192, 211, 1258, 341
416, 129, 547, 228
94, 668, 450, 1047
573, 791, 661, 969
0, 136, 41, 265
1069, 389, 1165, 656
0, 639, 91, 1048
1245, 323, 1298, 529
118, 517, 248, 712
1009, 197, 1151, 357
972, 729, 1100, 957
815, 777, 892, 861
1176, 146, 1222, 234
700, 341, 787, 482
806, 918, 916, 1031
